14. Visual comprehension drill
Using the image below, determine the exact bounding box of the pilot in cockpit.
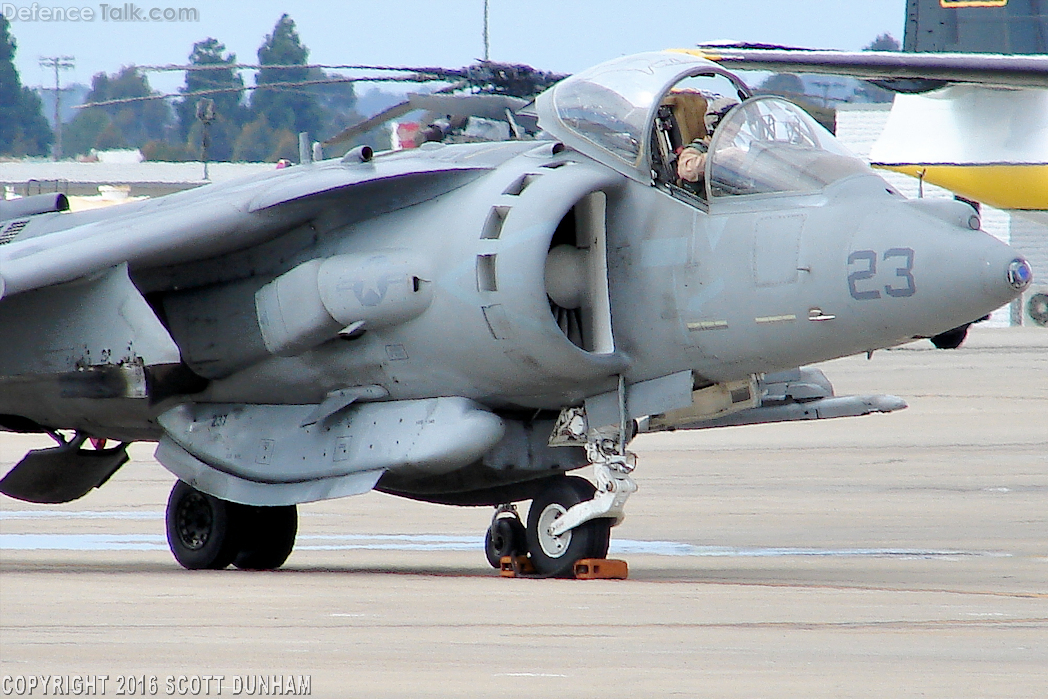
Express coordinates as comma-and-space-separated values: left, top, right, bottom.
675, 97, 738, 191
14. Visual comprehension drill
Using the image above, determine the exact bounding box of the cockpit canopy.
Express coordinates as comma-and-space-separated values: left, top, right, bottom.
537, 51, 748, 172
536, 51, 872, 203
707, 97, 870, 198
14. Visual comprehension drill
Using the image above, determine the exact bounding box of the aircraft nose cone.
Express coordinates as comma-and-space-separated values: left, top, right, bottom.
979, 246, 1032, 305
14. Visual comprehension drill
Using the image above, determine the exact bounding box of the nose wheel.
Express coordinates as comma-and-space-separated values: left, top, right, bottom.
165, 480, 297, 570
524, 476, 611, 578
484, 510, 527, 568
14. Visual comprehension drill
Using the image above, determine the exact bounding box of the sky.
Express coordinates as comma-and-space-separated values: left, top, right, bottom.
7, 0, 907, 94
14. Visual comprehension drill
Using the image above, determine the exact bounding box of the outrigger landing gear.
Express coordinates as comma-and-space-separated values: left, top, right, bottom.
165, 480, 297, 571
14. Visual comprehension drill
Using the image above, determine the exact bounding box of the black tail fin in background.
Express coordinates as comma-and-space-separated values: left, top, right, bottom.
905, 0, 1048, 54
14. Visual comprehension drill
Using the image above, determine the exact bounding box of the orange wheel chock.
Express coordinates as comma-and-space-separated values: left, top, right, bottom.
499, 555, 536, 577
499, 555, 628, 579
573, 558, 628, 580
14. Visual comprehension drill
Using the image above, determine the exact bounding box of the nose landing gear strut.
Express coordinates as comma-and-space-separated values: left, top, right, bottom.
487, 403, 636, 579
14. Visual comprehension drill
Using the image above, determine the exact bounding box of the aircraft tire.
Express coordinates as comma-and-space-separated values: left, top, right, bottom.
484, 516, 527, 568
233, 505, 298, 570
165, 480, 240, 570
1029, 293, 1048, 327
930, 323, 970, 349
526, 476, 611, 578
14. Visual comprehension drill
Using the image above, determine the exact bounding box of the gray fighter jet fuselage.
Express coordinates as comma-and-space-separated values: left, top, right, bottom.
0, 51, 1033, 576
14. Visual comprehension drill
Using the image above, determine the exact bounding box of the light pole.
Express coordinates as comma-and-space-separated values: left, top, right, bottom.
483, 0, 490, 61
196, 98, 216, 180
39, 56, 75, 161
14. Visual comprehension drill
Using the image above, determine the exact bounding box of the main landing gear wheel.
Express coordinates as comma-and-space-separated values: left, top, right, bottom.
165, 481, 298, 571
166, 480, 240, 570
526, 476, 611, 578
484, 515, 526, 569
234, 504, 297, 570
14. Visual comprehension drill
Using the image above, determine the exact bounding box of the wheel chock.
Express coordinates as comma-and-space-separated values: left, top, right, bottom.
573, 558, 628, 580
500, 555, 536, 577
499, 556, 628, 579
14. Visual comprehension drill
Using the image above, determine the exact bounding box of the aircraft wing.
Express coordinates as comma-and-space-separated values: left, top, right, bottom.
0, 155, 490, 300
688, 45, 1048, 90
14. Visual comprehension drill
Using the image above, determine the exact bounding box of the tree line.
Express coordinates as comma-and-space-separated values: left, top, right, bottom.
0, 14, 371, 162
2, 20, 902, 162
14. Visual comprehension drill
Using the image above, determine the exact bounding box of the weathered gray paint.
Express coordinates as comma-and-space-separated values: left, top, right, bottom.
0, 263, 180, 378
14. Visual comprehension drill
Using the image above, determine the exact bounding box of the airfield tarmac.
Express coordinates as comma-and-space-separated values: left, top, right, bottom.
1, 327, 1046, 698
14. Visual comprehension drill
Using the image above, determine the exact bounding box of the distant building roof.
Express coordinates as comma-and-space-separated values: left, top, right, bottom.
0, 161, 275, 197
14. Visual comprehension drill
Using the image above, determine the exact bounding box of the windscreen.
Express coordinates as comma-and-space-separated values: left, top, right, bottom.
708, 98, 870, 198
553, 56, 666, 165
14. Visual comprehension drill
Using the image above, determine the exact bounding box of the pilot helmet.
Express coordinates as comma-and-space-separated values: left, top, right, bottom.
704, 97, 738, 133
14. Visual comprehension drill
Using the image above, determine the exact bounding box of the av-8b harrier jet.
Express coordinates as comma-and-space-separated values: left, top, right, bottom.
0, 50, 1036, 577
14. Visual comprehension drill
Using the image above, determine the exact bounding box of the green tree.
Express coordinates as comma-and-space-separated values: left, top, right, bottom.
224, 15, 364, 161
866, 33, 901, 52
758, 73, 806, 97
231, 118, 297, 162
0, 17, 54, 157
755, 72, 835, 133
251, 14, 324, 137
141, 139, 193, 162
63, 67, 172, 156
175, 38, 247, 160
310, 69, 363, 146
853, 33, 901, 103
61, 108, 108, 157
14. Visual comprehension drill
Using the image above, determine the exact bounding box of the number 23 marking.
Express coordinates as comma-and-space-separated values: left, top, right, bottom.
847, 248, 915, 300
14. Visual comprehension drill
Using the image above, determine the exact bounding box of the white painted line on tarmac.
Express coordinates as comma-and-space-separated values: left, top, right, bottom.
494, 673, 570, 678
0, 531, 1007, 558
0, 533, 166, 550
0, 510, 163, 520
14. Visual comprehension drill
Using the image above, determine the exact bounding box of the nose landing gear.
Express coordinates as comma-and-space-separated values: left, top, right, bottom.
487, 403, 637, 578
484, 477, 615, 578
487, 473, 627, 579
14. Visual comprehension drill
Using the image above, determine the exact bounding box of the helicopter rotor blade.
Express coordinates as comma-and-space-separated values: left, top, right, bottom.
323, 80, 469, 147
137, 62, 472, 77
75, 74, 447, 109
405, 93, 527, 121
322, 100, 417, 147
